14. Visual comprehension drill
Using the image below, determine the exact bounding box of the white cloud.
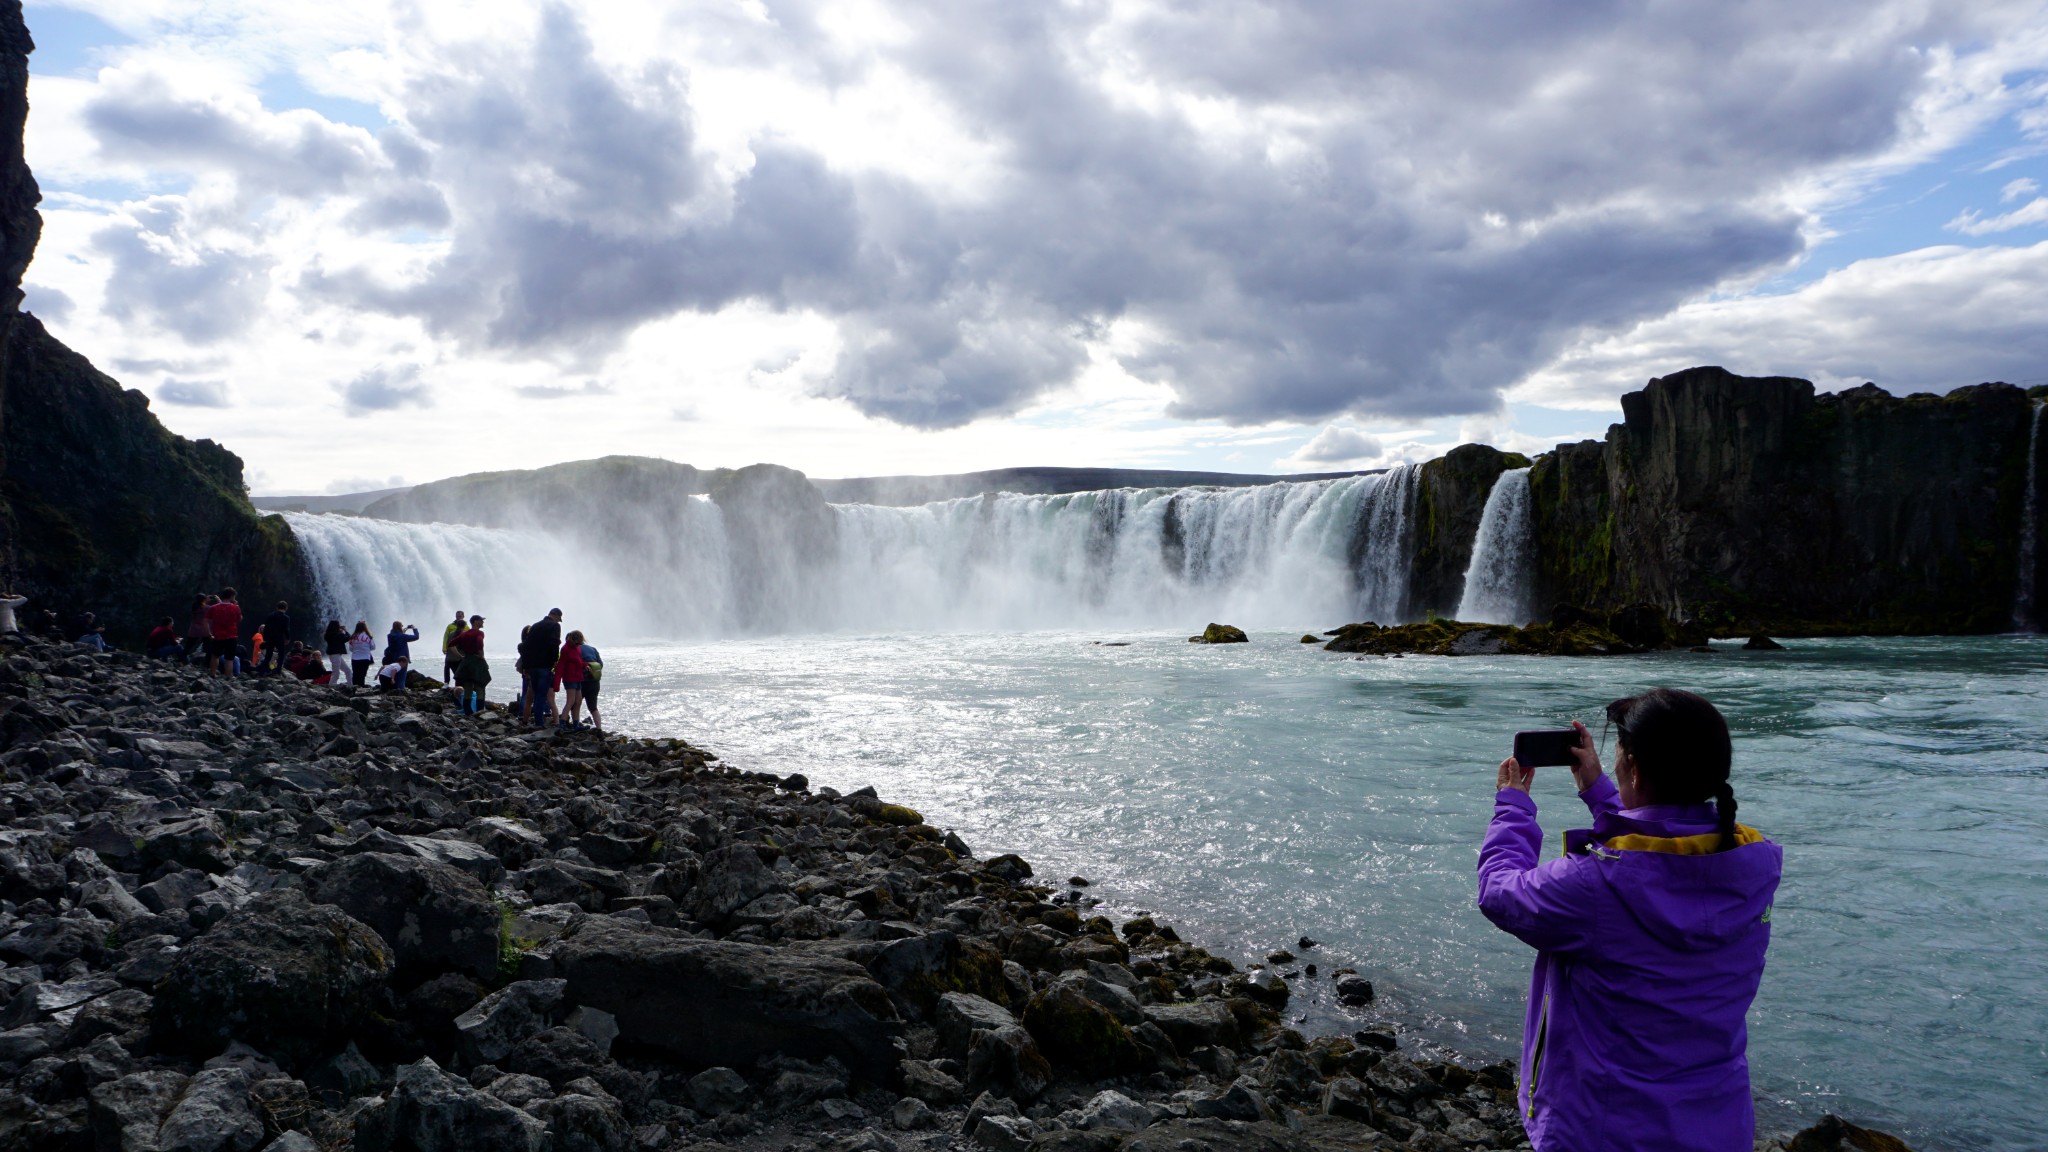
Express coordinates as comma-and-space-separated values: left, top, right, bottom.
1948, 195, 2048, 235
155, 377, 229, 406
2002, 177, 2039, 202
1291, 426, 1382, 465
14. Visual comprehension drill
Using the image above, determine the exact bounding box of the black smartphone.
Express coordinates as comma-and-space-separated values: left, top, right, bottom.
1513, 728, 1579, 769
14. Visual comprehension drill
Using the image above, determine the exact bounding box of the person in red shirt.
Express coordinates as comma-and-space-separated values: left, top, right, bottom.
555, 630, 589, 731
146, 617, 181, 659
205, 588, 243, 676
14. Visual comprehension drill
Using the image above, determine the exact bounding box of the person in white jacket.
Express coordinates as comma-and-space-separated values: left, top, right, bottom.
0, 594, 27, 637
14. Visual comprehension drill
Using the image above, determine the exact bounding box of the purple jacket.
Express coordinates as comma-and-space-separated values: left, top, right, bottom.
1477, 776, 1781, 1152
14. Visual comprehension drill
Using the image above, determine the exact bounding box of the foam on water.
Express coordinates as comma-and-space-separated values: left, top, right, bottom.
581, 632, 2046, 1152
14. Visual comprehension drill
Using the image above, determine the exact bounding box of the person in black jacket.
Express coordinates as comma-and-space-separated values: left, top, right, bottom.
521, 609, 563, 727
257, 601, 291, 676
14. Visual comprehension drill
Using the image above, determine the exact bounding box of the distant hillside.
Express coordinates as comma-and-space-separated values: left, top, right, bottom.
812, 466, 1374, 505
251, 488, 406, 515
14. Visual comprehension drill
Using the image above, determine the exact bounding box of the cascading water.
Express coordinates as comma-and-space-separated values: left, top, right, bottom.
2017, 400, 2045, 632
1456, 468, 1534, 625
285, 469, 1430, 638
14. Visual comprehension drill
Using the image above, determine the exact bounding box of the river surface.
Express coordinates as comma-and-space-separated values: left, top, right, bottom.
511, 630, 2048, 1151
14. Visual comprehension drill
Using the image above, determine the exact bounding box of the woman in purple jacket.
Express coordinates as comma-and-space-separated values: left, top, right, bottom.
1478, 688, 1782, 1152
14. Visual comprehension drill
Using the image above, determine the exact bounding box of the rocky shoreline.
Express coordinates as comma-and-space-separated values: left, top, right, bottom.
0, 637, 1897, 1152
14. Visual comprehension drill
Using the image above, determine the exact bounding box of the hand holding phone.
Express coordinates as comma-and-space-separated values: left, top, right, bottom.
1513, 728, 1579, 769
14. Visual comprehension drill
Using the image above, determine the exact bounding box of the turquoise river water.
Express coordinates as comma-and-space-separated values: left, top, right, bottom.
518, 632, 2042, 1149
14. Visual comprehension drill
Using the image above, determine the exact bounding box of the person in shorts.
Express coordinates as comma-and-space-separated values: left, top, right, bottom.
205, 588, 242, 676
576, 636, 603, 733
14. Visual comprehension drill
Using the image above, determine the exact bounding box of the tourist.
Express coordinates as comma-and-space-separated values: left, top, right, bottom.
452, 613, 489, 715
577, 634, 603, 733
34, 608, 60, 640
248, 629, 266, 672
256, 600, 291, 676
1478, 689, 1781, 1152
376, 659, 408, 692
146, 617, 181, 658
385, 620, 421, 672
183, 594, 211, 662
72, 612, 110, 651
521, 609, 563, 728
205, 588, 242, 676
441, 610, 467, 693
0, 591, 26, 638
347, 621, 377, 686
323, 619, 350, 685
556, 629, 589, 730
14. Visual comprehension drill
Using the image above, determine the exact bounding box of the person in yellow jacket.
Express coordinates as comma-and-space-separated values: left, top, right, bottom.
440, 609, 468, 694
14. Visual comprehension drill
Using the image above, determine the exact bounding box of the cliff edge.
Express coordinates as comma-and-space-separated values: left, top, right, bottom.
0, 0, 308, 640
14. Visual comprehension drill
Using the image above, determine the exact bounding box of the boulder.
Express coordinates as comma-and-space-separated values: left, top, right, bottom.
528, 1091, 630, 1152
1334, 975, 1374, 1006
1022, 976, 1146, 1078
1787, 1114, 1916, 1152
1188, 623, 1249, 644
151, 889, 392, 1070
936, 992, 1016, 1056
0, 829, 65, 903
0, 915, 110, 966
306, 852, 501, 982
1140, 1000, 1239, 1052
399, 836, 506, 886
453, 979, 566, 1065
686, 1067, 749, 1117
387, 1058, 547, 1152
897, 1059, 964, 1106
156, 1066, 266, 1152
550, 916, 901, 1082
90, 1069, 190, 1152
972, 1115, 1036, 1152
1322, 1076, 1372, 1121
689, 844, 786, 926
1075, 1090, 1151, 1132
465, 818, 548, 868
966, 1024, 1051, 1101
138, 816, 235, 874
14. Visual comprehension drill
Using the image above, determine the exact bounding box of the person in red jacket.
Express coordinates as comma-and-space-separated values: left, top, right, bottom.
205, 588, 243, 676
555, 630, 589, 731
146, 617, 181, 659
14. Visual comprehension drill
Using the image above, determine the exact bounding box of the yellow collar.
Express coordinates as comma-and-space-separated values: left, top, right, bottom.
1602, 824, 1765, 855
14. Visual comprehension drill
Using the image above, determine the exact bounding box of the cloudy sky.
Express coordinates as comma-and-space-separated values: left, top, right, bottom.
19, 0, 2048, 494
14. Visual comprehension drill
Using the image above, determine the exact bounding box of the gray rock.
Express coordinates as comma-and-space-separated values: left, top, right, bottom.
1364, 1052, 1438, 1103
151, 889, 392, 1070
529, 1091, 631, 1152
690, 844, 786, 925
1075, 1090, 1151, 1132
80, 876, 151, 923
90, 1069, 191, 1152
400, 835, 507, 885
686, 1067, 749, 1117
1321, 1075, 1373, 1122
565, 1005, 619, 1057
892, 1097, 933, 1130
1188, 1081, 1267, 1122
484, 1073, 555, 1110
972, 1114, 1035, 1152
961, 1090, 1019, 1135
465, 817, 548, 868
0, 916, 111, 966
157, 1066, 266, 1152
1335, 974, 1375, 1006
306, 1042, 380, 1100
550, 916, 901, 1081
259, 1134, 319, 1152
935, 991, 1015, 1057
453, 979, 566, 1065
137, 871, 213, 915
0, 974, 118, 1027
138, 816, 234, 874
897, 1058, 964, 1106
305, 852, 500, 982
1140, 1000, 1240, 1053
387, 1058, 547, 1152
966, 1024, 1050, 1100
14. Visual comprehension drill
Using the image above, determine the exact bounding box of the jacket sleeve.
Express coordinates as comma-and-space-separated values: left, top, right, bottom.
1579, 773, 1622, 819
1476, 789, 1604, 954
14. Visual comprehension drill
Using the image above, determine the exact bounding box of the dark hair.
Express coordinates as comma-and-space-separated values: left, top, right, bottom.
276, 600, 288, 610
1605, 688, 1739, 850
565, 629, 584, 646
222, 587, 236, 599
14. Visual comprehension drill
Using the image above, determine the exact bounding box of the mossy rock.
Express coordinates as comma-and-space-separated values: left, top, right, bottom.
1189, 623, 1249, 644
1022, 982, 1147, 1078
1298, 634, 1319, 643
875, 804, 923, 826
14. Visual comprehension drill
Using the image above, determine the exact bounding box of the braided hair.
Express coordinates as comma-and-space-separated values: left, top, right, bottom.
1605, 688, 1740, 851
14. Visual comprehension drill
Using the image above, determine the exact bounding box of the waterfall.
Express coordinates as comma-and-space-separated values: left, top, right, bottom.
1456, 467, 1534, 625
286, 472, 1430, 639
2018, 401, 2045, 632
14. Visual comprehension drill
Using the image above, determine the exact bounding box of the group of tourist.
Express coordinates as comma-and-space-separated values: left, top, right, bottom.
2, 587, 603, 733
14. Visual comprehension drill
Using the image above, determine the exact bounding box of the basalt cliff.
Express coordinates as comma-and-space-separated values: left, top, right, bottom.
0, 3, 308, 643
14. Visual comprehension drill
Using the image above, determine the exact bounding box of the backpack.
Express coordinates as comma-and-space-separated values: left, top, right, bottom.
580, 644, 602, 682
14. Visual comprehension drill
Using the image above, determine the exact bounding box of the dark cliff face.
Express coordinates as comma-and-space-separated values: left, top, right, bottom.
1409, 443, 1528, 617
709, 463, 839, 631
0, 1, 308, 640
1529, 366, 2040, 635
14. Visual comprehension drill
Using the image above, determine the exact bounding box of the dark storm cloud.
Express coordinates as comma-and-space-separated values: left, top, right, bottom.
22, 283, 71, 324
306, 0, 2025, 425
338, 364, 430, 415
92, 204, 272, 344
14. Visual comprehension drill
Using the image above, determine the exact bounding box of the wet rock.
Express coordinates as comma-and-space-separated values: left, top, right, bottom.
1334, 975, 1374, 1006
1364, 1053, 1438, 1103
1745, 634, 1787, 651
386, 1058, 547, 1152
550, 915, 901, 1081
305, 852, 501, 982
1140, 1000, 1239, 1053
151, 889, 392, 1070
1188, 624, 1249, 644
1786, 1114, 1916, 1152
1322, 1076, 1372, 1121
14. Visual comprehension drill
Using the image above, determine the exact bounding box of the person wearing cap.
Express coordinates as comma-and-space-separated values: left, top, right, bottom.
521, 608, 563, 727
453, 613, 490, 715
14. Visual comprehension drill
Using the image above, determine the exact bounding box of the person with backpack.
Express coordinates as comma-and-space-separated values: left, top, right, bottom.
576, 635, 603, 733
441, 610, 468, 693
521, 609, 563, 727
347, 621, 377, 686
555, 629, 590, 731
205, 589, 242, 676
1478, 689, 1782, 1152
452, 614, 490, 715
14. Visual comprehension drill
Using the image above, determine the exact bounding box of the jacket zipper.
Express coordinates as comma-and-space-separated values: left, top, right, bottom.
1526, 991, 1550, 1118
